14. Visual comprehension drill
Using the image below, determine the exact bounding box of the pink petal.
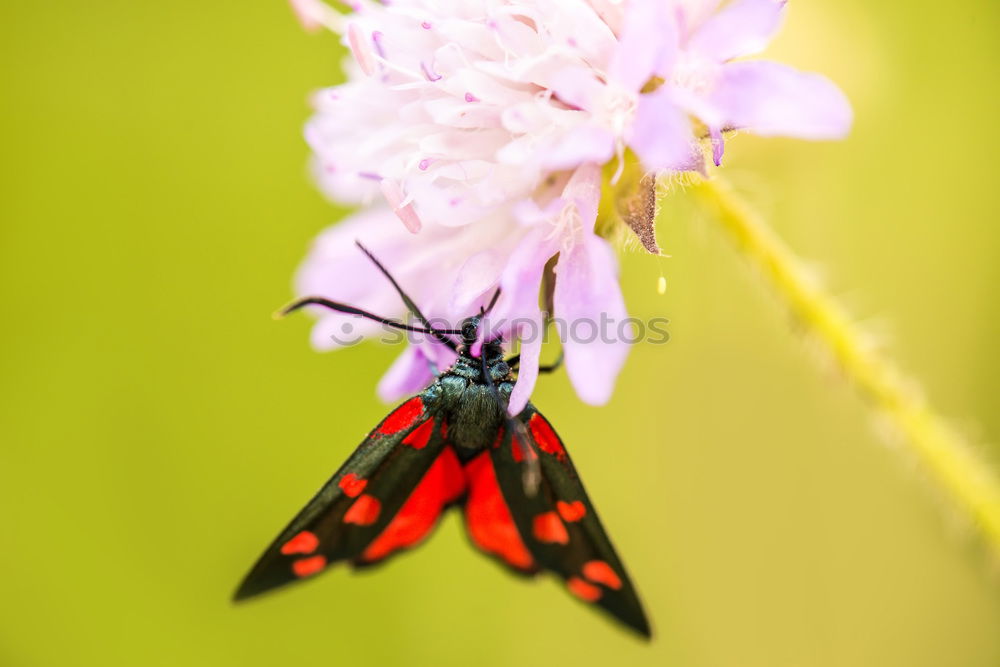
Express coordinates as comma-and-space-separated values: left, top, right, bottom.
538, 2, 618, 64
629, 88, 699, 172
707, 61, 853, 139
676, 0, 726, 29
428, 340, 459, 371
508, 317, 544, 416
287, 0, 344, 33
553, 234, 630, 405
585, 0, 625, 35
688, 0, 786, 62
487, 227, 560, 402
377, 346, 436, 402
295, 210, 406, 351
451, 249, 505, 315
494, 228, 560, 323
379, 179, 423, 233
295, 207, 463, 353
346, 22, 376, 77
549, 66, 606, 110
540, 124, 615, 171
561, 163, 602, 231
609, 0, 678, 91
295, 208, 401, 300
288, 0, 324, 32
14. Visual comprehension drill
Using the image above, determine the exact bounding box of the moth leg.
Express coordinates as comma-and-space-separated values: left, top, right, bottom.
506, 350, 564, 375
538, 351, 564, 375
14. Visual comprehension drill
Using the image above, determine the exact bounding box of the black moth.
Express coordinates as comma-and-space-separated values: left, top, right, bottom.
234, 243, 651, 638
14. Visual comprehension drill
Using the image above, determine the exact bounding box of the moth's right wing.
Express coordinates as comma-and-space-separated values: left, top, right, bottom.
482, 407, 652, 638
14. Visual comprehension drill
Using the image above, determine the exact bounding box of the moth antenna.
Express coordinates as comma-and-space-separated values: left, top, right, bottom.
355, 241, 459, 351
280, 296, 463, 336
483, 287, 502, 316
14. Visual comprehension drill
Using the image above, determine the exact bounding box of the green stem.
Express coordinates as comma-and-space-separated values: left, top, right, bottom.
690, 175, 1000, 557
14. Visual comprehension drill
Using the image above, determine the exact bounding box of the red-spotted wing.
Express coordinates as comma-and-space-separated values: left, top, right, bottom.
483, 406, 651, 638
234, 394, 464, 600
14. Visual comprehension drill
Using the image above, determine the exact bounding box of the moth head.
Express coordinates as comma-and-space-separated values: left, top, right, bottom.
459, 316, 480, 347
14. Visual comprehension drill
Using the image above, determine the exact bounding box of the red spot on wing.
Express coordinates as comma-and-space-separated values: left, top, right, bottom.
567, 576, 603, 602
280, 530, 319, 555
338, 473, 367, 498
528, 413, 566, 461
292, 555, 327, 578
491, 426, 505, 449
532, 511, 569, 544
463, 452, 535, 571
361, 447, 465, 563
401, 418, 435, 449
343, 494, 381, 525
583, 560, 623, 590
556, 500, 586, 522
377, 397, 424, 435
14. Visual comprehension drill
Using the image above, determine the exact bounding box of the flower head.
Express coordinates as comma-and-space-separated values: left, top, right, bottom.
292, 0, 852, 411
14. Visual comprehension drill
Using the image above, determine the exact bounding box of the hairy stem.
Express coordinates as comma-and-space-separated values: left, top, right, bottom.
690, 175, 1000, 557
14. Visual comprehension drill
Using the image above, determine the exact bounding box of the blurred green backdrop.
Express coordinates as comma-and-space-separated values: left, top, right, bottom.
1, 1, 998, 666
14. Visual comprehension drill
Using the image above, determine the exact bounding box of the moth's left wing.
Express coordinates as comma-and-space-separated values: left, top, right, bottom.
234, 395, 463, 601
489, 406, 652, 638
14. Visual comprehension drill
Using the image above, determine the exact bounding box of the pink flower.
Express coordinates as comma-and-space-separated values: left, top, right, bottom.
297, 164, 623, 414
291, 0, 852, 410
624, 0, 853, 168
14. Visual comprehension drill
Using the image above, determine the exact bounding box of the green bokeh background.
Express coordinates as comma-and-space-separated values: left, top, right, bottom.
2, 1, 998, 665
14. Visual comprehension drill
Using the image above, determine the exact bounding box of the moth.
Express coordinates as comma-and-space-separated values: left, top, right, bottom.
234, 244, 651, 638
